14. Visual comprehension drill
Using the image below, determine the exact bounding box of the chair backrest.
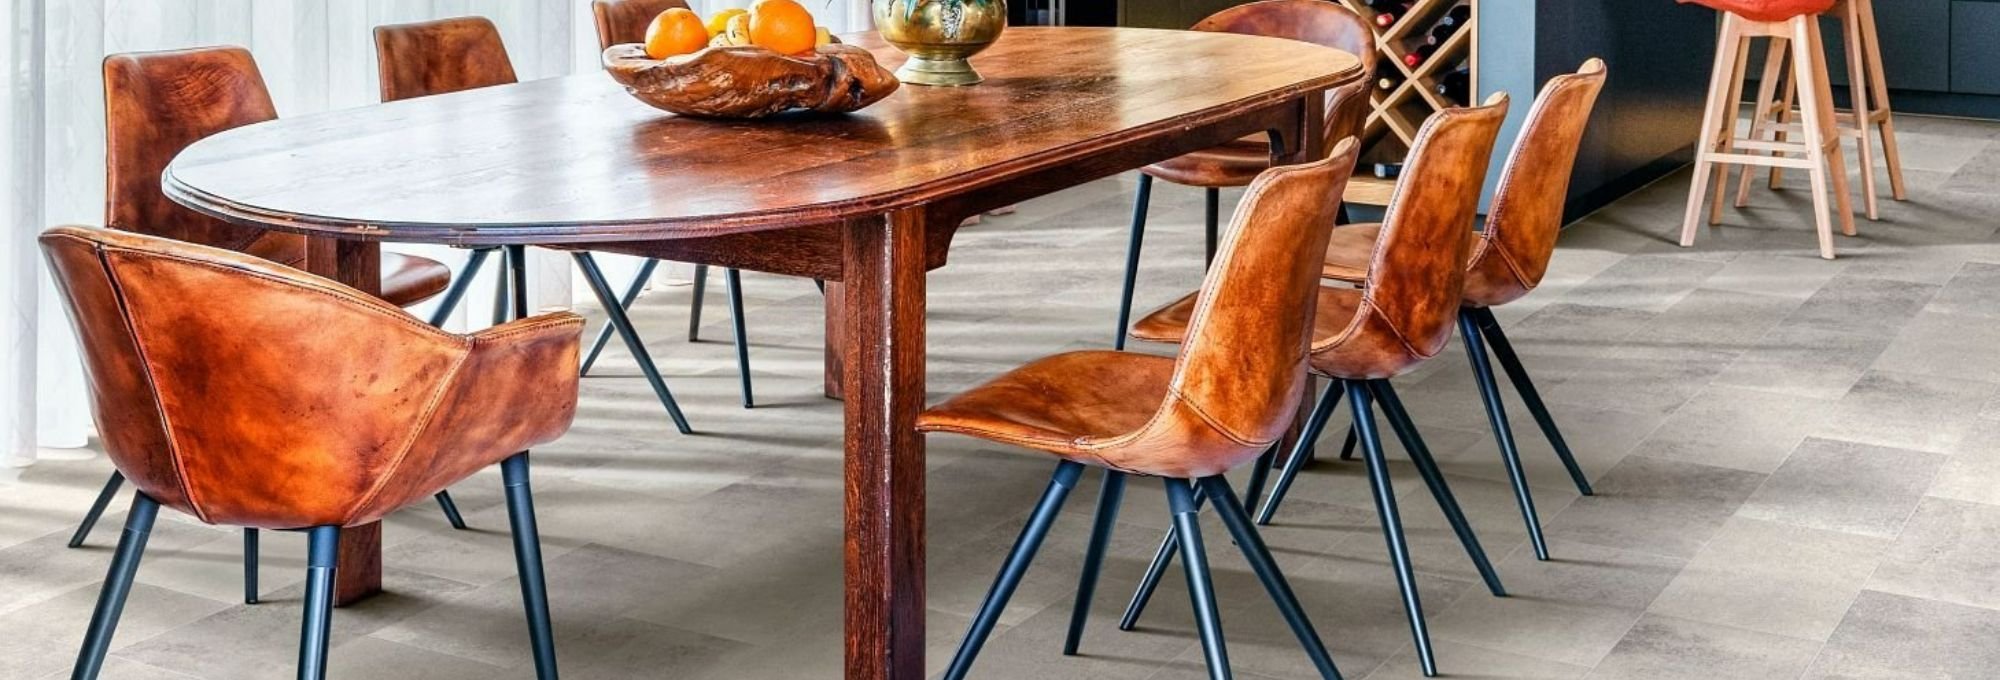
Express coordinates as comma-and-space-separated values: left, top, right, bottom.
1192, 0, 1379, 144
103, 47, 305, 266
1104, 138, 1359, 477
374, 16, 518, 102
592, 0, 693, 51
1314, 95, 1508, 379
1465, 59, 1608, 307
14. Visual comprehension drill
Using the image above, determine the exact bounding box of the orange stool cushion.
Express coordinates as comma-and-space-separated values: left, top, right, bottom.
1678, 0, 1832, 21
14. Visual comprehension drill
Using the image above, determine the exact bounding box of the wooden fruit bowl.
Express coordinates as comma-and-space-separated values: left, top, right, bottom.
603, 43, 900, 119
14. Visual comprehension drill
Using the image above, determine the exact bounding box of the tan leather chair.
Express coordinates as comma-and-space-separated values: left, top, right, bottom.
1302, 60, 1609, 565
373, 16, 720, 426
918, 139, 1362, 680
71, 46, 470, 579
1126, 96, 1513, 677
592, 0, 692, 49
44, 225, 578, 680
1110, 0, 1378, 350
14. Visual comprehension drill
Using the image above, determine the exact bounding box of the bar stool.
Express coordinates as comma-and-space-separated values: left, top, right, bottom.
1122, 96, 1512, 678
1259, 60, 1610, 563
44, 225, 575, 680
1737, 0, 1905, 219
1110, 0, 1378, 349
375, 16, 715, 426
920, 138, 1363, 680
1678, 0, 1854, 259
71, 47, 469, 595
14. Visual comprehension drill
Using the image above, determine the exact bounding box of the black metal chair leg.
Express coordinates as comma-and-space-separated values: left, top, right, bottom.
492, 249, 513, 326
298, 525, 340, 680
944, 461, 1085, 680
1472, 307, 1593, 496
69, 472, 125, 548
687, 264, 709, 342
244, 528, 259, 604
1117, 481, 1206, 631
1166, 479, 1231, 680
434, 491, 469, 530
1337, 427, 1358, 461
725, 268, 754, 409
1350, 382, 1437, 677
506, 246, 529, 323
1370, 380, 1506, 597
1113, 174, 1153, 351
580, 258, 661, 376
71, 493, 158, 680
1063, 469, 1126, 656
426, 247, 492, 327
1460, 310, 1550, 561
503, 453, 559, 679
1201, 477, 1343, 680
1257, 382, 1343, 526
1243, 445, 1277, 513
1203, 187, 1221, 266
574, 253, 694, 434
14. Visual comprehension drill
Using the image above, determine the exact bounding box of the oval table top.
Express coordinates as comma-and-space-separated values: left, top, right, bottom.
165, 27, 1362, 246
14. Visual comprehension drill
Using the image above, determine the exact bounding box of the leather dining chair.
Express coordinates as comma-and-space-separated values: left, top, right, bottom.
1123, 96, 1513, 677
373, 16, 719, 427
44, 225, 575, 680
70, 47, 470, 599
919, 138, 1363, 680
1261, 61, 1610, 562
1110, 0, 1378, 350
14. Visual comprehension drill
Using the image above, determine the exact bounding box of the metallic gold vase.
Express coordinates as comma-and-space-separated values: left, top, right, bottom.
874, 0, 1006, 86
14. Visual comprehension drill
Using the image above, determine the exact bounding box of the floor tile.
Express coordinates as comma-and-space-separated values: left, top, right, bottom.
1647, 516, 1886, 641
1736, 437, 1942, 538
1585, 614, 1821, 680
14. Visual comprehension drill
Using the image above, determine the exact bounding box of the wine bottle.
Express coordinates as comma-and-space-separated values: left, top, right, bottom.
1437, 5, 1473, 28
1370, 0, 1412, 27
1426, 22, 1459, 46
1373, 162, 1403, 179
1377, 73, 1403, 92
1402, 43, 1437, 69
1437, 68, 1471, 104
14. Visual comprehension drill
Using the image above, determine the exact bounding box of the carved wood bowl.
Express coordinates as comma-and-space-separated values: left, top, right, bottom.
602, 43, 901, 119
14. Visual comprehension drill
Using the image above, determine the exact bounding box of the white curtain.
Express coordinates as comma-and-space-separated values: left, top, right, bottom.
3, 0, 871, 465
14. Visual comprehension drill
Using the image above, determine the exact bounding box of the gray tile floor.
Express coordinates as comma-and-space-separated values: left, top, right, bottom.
5, 113, 2000, 679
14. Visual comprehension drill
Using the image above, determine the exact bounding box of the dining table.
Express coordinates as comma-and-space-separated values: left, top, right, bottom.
163, 25, 1361, 680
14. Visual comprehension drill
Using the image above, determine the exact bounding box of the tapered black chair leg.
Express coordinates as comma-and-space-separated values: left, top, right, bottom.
492, 251, 513, 326
1243, 446, 1277, 513
298, 525, 340, 680
1257, 382, 1343, 526
1064, 470, 1126, 656
687, 264, 709, 342
574, 253, 694, 434
71, 493, 158, 680
580, 258, 661, 376
945, 461, 1085, 680
434, 491, 469, 530
244, 529, 259, 604
1203, 187, 1221, 266
1117, 481, 1206, 631
69, 472, 125, 548
506, 246, 529, 323
1370, 380, 1505, 596
1337, 428, 1358, 460
1166, 480, 1231, 680
426, 247, 492, 327
1460, 311, 1550, 560
1113, 175, 1153, 351
504, 453, 559, 679
1472, 307, 1593, 496
1350, 382, 1437, 677
1201, 477, 1343, 680
724, 268, 754, 409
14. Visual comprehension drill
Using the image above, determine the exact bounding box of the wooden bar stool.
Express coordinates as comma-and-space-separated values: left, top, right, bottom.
44, 226, 577, 680
1679, 0, 1854, 259
1737, 0, 1906, 219
919, 139, 1363, 680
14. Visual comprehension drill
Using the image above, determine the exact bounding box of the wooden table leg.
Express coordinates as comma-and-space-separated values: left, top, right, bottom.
841, 209, 928, 680
825, 281, 846, 400
304, 237, 386, 607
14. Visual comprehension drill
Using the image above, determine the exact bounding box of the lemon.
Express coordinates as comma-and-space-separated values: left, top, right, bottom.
724, 13, 752, 46
706, 8, 747, 37
814, 26, 832, 47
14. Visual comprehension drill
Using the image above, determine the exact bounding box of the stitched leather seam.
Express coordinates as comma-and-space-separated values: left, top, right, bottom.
87, 238, 211, 523
1170, 389, 1270, 449
106, 245, 464, 342
348, 342, 471, 527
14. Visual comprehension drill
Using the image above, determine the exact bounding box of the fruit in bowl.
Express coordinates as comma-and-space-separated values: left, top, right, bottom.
605, 2, 900, 118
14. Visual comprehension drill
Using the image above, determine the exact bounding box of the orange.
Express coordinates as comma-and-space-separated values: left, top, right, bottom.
644, 8, 708, 59
749, 0, 817, 55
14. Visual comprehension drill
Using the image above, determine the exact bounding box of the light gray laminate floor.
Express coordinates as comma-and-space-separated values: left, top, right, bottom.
5, 114, 2000, 679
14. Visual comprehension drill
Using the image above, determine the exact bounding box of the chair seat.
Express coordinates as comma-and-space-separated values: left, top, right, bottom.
1676, 0, 1833, 21
1130, 285, 1364, 348
381, 252, 452, 307
916, 350, 1174, 460
1142, 138, 1272, 188
1321, 222, 1382, 283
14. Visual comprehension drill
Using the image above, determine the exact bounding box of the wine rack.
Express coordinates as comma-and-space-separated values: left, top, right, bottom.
1338, 0, 1477, 205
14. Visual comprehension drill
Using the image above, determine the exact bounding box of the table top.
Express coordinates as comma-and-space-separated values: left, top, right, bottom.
165, 27, 1361, 245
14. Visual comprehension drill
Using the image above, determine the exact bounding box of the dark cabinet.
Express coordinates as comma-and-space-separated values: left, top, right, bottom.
1952, 1, 2000, 95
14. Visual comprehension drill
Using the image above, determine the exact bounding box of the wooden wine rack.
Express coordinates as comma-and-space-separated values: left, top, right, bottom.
1337, 0, 1478, 205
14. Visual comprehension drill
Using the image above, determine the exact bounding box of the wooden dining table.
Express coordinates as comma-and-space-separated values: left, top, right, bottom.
164, 26, 1360, 679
